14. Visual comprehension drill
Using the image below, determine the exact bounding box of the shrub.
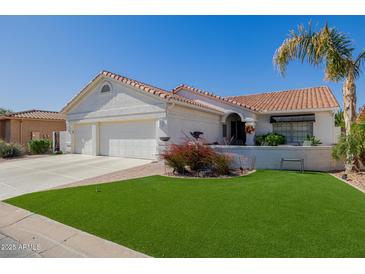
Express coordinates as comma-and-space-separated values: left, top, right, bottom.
184, 142, 215, 172
255, 133, 285, 146
211, 153, 233, 175
255, 135, 265, 146
0, 139, 6, 156
161, 144, 188, 174
305, 135, 322, 146
161, 141, 233, 176
332, 122, 365, 170
0, 139, 5, 149
28, 139, 52, 154
0, 142, 24, 158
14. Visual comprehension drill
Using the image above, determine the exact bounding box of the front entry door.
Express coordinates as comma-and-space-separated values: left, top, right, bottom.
231, 121, 246, 145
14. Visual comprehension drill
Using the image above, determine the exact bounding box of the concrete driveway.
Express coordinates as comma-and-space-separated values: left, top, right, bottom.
0, 154, 151, 200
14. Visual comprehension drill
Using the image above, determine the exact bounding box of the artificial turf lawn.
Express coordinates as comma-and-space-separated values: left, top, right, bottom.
5, 170, 365, 257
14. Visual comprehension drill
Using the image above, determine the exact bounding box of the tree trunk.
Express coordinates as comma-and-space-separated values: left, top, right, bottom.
343, 73, 357, 173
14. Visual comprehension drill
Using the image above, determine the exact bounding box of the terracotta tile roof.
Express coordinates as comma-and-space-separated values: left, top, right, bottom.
227, 86, 339, 112
62, 71, 223, 114
63, 70, 339, 115
172, 84, 257, 111
3, 109, 65, 120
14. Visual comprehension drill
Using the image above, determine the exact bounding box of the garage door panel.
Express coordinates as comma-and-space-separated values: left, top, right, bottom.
100, 121, 156, 159
74, 124, 93, 155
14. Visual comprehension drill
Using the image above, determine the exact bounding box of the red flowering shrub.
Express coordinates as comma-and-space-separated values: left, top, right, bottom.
211, 153, 233, 176
183, 142, 215, 172
161, 144, 188, 174
161, 141, 232, 176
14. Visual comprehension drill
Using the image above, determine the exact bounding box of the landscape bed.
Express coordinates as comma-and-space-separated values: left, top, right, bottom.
5, 170, 365, 257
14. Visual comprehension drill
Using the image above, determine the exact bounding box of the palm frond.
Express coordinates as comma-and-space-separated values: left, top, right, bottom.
274, 22, 354, 82
273, 23, 318, 75
355, 49, 365, 66
351, 49, 365, 78
323, 27, 353, 81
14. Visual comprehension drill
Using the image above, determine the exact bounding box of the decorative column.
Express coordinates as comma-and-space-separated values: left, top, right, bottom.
91, 123, 100, 156
245, 119, 256, 146
68, 122, 75, 154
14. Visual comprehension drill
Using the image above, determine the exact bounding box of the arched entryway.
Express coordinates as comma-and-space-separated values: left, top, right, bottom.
223, 113, 246, 145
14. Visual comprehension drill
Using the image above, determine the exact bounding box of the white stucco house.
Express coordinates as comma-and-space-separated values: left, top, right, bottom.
61, 70, 341, 164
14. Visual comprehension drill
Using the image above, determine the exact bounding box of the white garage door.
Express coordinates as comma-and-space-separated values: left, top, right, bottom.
74, 124, 93, 155
99, 120, 157, 159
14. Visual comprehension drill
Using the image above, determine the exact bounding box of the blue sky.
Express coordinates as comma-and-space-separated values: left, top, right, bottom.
1, 16, 365, 112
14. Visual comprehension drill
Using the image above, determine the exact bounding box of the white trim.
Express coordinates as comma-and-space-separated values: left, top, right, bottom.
63, 74, 224, 116
221, 112, 257, 123
175, 87, 260, 114
261, 107, 339, 114
63, 74, 168, 114
68, 111, 166, 124
167, 101, 223, 115
62, 74, 104, 113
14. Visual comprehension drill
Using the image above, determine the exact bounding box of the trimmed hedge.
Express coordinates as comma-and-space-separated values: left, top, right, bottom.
28, 139, 52, 154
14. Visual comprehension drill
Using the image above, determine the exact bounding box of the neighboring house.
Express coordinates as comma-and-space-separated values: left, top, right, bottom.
0, 110, 66, 146
62, 71, 340, 160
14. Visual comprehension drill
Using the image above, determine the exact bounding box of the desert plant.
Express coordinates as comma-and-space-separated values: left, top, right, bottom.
183, 141, 215, 172
161, 144, 188, 174
0, 142, 24, 158
335, 110, 345, 130
332, 122, 365, 170
274, 22, 365, 172
211, 153, 233, 176
305, 135, 322, 146
256, 133, 285, 146
161, 141, 233, 176
28, 139, 52, 154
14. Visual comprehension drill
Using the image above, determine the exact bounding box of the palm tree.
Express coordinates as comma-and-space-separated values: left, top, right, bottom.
273, 22, 365, 173
334, 110, 345, 132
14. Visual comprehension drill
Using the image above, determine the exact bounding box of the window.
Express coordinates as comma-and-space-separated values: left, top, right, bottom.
101, 83, 111, 93
273, 121, 313, 144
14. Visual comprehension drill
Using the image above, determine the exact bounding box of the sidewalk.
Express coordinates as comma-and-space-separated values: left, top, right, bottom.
0, 202, 149, 258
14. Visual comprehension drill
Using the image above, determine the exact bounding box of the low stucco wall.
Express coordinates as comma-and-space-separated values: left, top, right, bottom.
212, 145, 344, 171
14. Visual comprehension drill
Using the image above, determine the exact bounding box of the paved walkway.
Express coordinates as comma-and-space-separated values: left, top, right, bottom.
0, 154, 49, 164
0, 154, 151, 200
55, 161, 166, 189
0, 202, 149, 258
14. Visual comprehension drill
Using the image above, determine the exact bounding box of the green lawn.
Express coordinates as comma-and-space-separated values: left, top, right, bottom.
5, 170, 365, 257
